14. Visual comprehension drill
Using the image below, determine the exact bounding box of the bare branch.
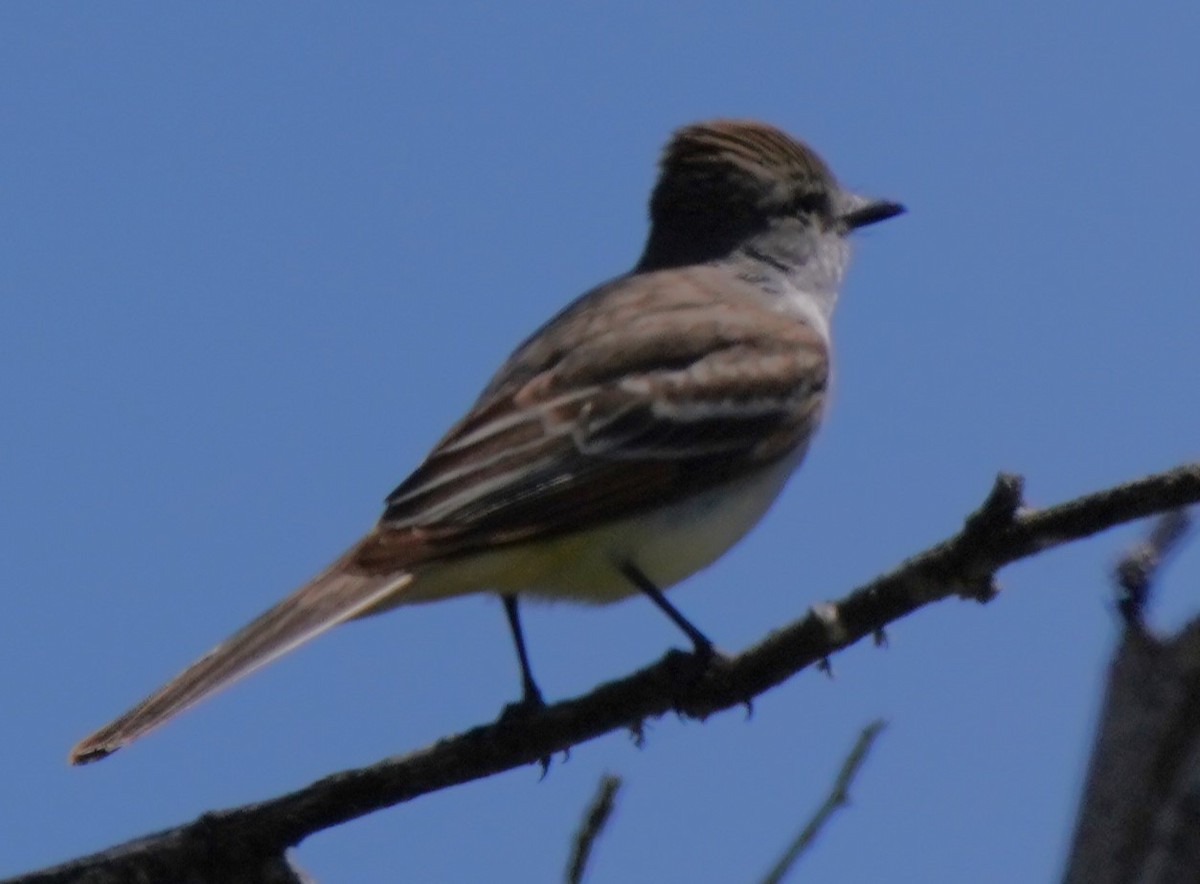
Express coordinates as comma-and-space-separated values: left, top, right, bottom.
759, 720, 887, 884
9, 462, 1200, 884
1115, 509, 1192, 626
565, 774, 622, 884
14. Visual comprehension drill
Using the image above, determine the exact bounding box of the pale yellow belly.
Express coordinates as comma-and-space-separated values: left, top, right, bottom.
389, 449, 805, 607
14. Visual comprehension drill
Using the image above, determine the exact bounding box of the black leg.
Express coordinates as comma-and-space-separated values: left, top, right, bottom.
502, 595, 545, 710
618, 562, 714, 658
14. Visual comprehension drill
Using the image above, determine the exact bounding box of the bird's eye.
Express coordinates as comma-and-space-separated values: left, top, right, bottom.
785, 191, 831, 217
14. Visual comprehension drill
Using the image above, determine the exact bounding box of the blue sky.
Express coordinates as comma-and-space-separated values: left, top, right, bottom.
3, 4, 1198, 881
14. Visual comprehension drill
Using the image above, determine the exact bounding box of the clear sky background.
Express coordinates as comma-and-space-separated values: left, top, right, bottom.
3, 4, 1198, 882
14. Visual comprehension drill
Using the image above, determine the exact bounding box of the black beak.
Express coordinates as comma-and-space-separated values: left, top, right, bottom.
842, 197, 906, 231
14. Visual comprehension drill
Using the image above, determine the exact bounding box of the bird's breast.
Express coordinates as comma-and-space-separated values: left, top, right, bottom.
401, 445, 808, 606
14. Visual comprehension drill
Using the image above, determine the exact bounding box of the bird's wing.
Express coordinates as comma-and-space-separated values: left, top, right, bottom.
360, 266, 828, 568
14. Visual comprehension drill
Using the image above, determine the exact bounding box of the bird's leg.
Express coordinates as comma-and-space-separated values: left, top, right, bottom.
501, 595, 546, 713
618, 562, 714, 661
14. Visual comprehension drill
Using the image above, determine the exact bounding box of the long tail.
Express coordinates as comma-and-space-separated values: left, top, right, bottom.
69, 544, 411, 765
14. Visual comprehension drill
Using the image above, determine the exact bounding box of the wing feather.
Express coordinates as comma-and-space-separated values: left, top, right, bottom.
359, 267, 828, 569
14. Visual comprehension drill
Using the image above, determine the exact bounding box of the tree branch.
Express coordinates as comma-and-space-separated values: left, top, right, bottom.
10, 463, 1200, 884
1062, 510, 1198, 884
565, 774, 622, 884
759, 720, 887, 884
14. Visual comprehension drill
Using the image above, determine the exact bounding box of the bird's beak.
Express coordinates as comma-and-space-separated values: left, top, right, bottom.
840, 194, 906, 230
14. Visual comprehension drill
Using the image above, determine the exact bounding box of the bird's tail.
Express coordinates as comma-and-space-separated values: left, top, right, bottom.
69, 543, 411, 764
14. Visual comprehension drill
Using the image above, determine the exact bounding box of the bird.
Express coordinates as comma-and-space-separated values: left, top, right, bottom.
69, 119, 904, 764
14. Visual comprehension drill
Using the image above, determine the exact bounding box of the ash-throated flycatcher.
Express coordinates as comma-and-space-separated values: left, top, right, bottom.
70, 120, 903, 764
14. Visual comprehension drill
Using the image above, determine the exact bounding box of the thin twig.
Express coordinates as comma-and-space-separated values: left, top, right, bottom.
760, 720, 887, 884
565, 774, 622, 884
1115, 509, 1192, 626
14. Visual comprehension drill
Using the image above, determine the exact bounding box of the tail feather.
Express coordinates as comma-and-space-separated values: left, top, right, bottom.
69, 548, 411, 764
